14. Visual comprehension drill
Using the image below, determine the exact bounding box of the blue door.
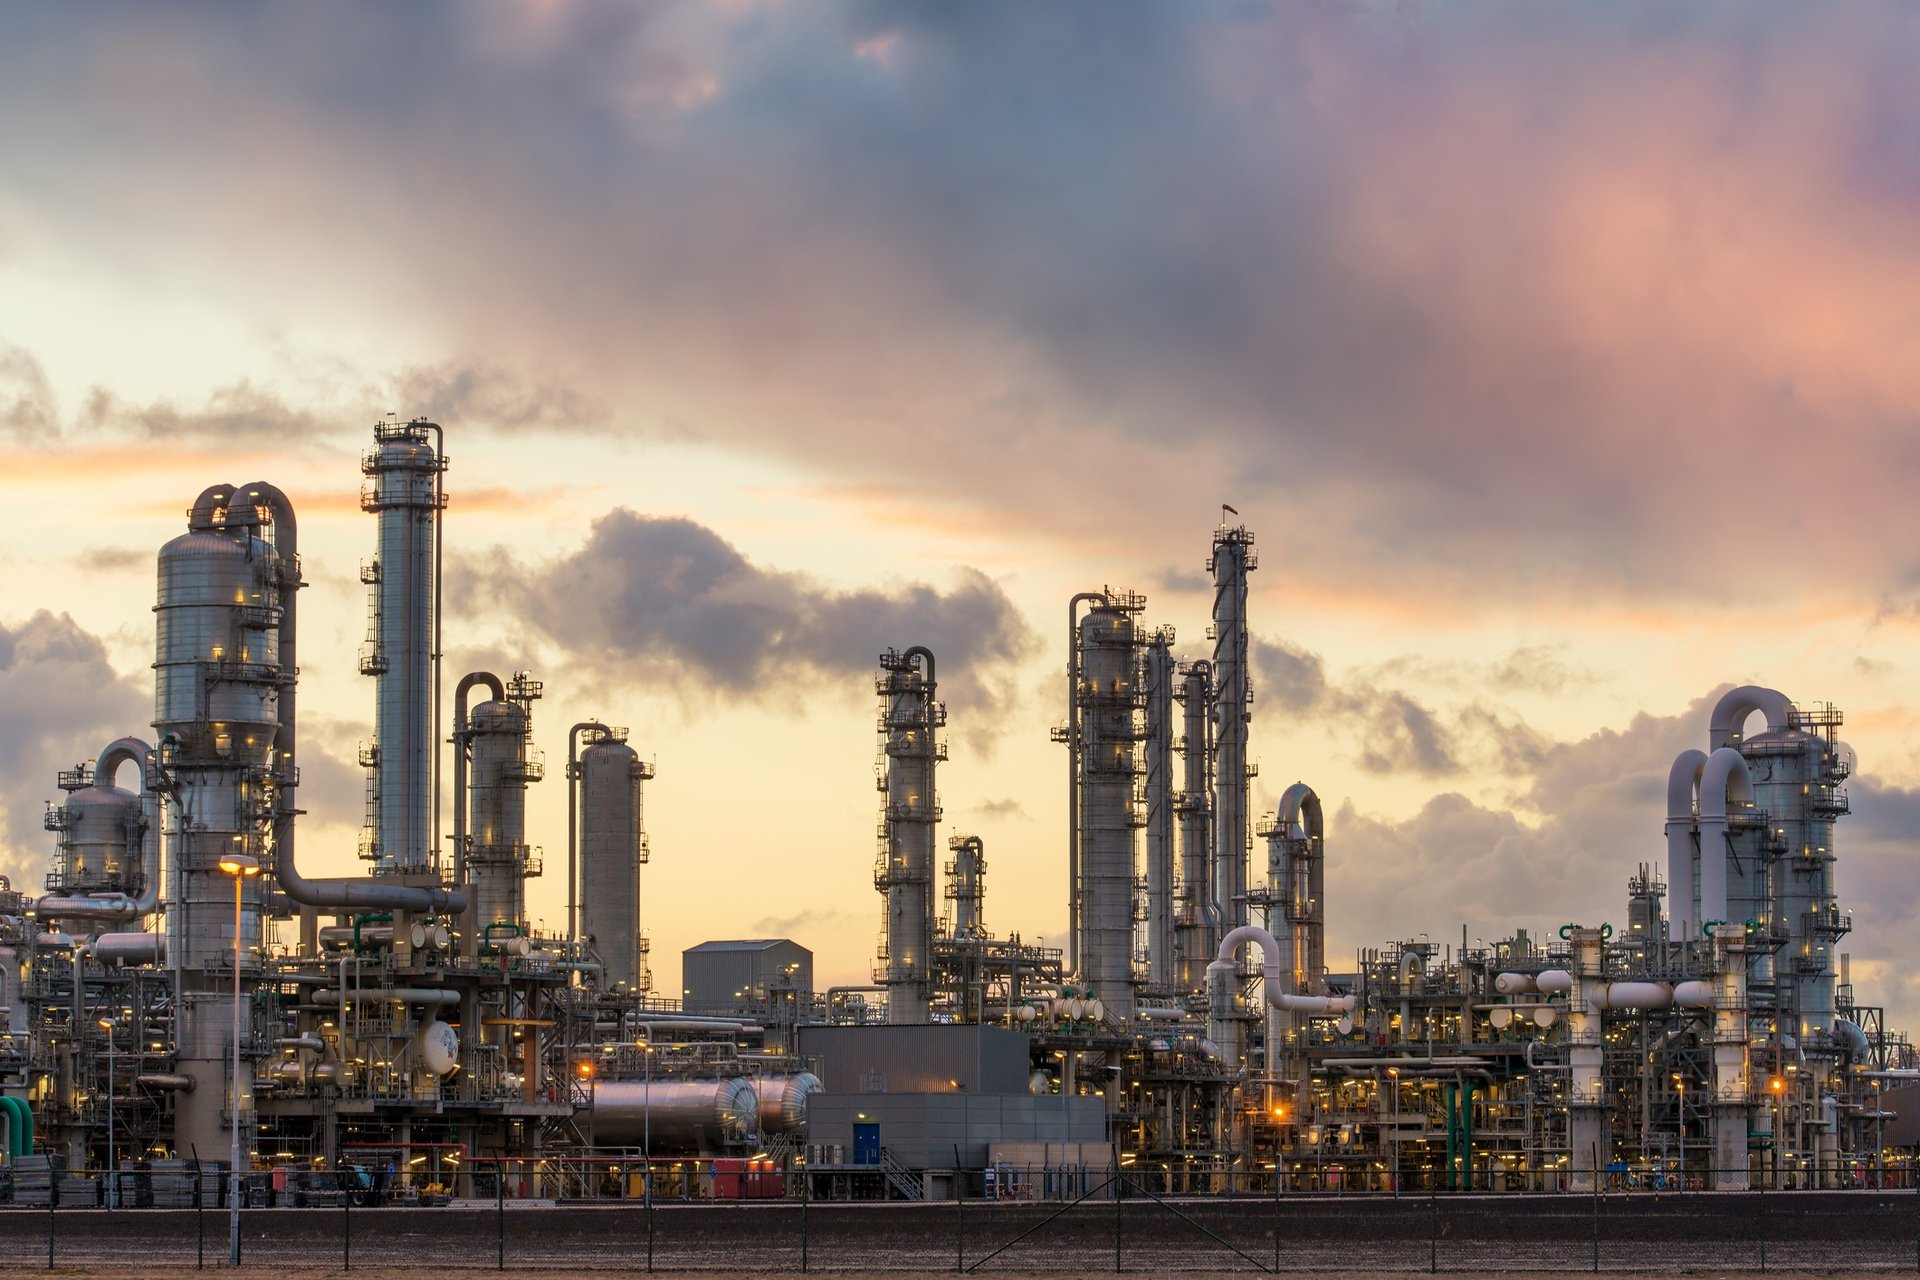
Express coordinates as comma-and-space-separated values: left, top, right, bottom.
853, 1123, 880, 1165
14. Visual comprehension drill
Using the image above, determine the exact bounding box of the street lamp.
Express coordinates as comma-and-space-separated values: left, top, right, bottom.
217, 852, 261, 1265
99, 1017, 116, 1209
638, 1039, 653, 1207
1387, 1067, 1401, 1196
1671, 1075, 1684, 1190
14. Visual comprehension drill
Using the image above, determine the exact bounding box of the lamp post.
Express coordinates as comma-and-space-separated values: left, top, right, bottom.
1388, 1067, 1400, 1196
1671, 1075, 1684, 1191
640, 1039, 653, 1207
217, 852, 261, 1265
99, 1017, 115, 1209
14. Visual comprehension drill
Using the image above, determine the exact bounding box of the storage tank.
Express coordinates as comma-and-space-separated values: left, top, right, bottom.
589, 1077, 759, 1153
752, 1072, 821, 1135
579, 734, 653, 992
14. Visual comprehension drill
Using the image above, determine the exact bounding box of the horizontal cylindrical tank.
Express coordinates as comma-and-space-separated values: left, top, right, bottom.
1493, 972, 1538, 996
752, 1072, 821, 1135
589, 1077, 759, 1153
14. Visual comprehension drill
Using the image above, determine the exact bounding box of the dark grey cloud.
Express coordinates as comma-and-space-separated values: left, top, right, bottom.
0, 612, 149, 884
10, 3, 1919, 601
473, 508, 1035, 722
973, 797, 1029, 822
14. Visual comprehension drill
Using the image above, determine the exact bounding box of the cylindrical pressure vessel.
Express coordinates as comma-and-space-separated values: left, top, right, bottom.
580, 736, 651, 992
752, 1072, 822, 1135
468, 697, 532, 930
588, 1078, 759, 1153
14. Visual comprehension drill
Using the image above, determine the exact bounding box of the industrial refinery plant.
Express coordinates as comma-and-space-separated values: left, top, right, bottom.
6, 419, 1915, 1205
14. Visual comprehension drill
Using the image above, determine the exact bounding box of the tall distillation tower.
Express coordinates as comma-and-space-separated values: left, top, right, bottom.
359, 419, 446, 876
874, 647, 943, 1025
154, 484, 287, 1158
1208, 523, 1256, 937
1173, 660, 1215, 991
1140, 629, 1178, 990
1071, 592, 1147, 1021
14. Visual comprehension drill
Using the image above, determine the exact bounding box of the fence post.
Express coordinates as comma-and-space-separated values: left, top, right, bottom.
196, 1165, 205, 1270
956, 1171, 964, 1273
1759, 1168, 1767, 1273
496, 1160, 505, 1271
1113, 1157, 1123, 1274
342, 1190, 351, 1272
1591, 1144, 1600, 1274
800, 1163, 809, 1275
1429, 1182, 1438, 1275
46, 1178, 54, 1269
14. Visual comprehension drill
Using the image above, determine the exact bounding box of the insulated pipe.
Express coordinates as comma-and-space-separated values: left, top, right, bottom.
244, 482, 465, 914
1593, 981, 1674, 1011
87, 932, 165, 966
1709, 686, 1793, 750
316, 987, 459, 1006
566, 720, 614, 946
1697, 747, 1754, 932
1673, 980, 1714, 1008
1208, 925, 1355, 1014
1065, 592, 1107, 975
1666, 749, 1708, 942
136, 1074, 195, 1092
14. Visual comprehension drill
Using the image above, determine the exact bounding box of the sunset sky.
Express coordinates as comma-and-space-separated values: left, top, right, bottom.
5, 2, 1920, 1022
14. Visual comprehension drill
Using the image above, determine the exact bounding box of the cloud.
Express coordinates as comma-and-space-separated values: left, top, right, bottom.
0, 612, 150, 883
473, 508, 1036, 723
13, 4, 1920, 605
972, 797, 1029, 822
0, 344, 58, 442
1253, 633, 1558, 778
388, 360, 614, 436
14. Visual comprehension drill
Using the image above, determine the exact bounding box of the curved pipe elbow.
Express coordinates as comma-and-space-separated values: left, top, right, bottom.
1275, 782, 1322, 841
1667, 749, 1708, 819
1699, 747, 1755, 818
1709, 686, 1793, 749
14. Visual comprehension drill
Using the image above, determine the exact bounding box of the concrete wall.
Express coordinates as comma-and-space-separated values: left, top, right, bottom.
797, 1024, 1031, 1094
807, 1090, 1108, 1170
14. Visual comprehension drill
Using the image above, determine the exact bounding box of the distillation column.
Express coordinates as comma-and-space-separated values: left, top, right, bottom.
945, 835, 986, 938
579, 730, 654, 992
1562, 927, 1609, 1190
154, 485, 282, 1161
465, 674, 544, 933
1708, 923, 1754, 1189
1208, 524, 1256, 935
1141, 629, 1177, 989
1717, 687, 1851, 1048
875, 648, 942, 1025
1074, 595, 1146, 1021
359, 419, 446, 875
1174, 661, 1215, 991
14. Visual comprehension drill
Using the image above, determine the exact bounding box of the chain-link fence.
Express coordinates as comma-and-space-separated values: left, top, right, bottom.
0, 1175, 1916, 1272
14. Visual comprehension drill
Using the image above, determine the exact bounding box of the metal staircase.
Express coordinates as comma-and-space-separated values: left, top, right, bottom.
878, 1147, 923, 1201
